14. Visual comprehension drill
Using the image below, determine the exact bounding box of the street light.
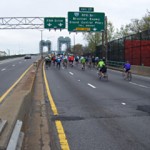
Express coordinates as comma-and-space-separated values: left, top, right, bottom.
40, 30, 44, 41
7, 49, 10, 56
40, 30, 44, 58
104, 16, 108, 62
74, 34, 75, 52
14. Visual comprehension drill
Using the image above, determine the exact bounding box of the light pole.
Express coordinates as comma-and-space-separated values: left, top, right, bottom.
7, 49, 10, 56
105, 16, 108, 62
41, 30, 43, 41
40, 30, 44, 58
73, 34, 75, 53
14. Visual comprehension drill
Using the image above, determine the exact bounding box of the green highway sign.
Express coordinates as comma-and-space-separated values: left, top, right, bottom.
44, 17, 65, 29
79, 7, 94, 12
68, 12, 105, 32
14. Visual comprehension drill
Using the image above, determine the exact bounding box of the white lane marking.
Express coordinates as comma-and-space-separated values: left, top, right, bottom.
121, 102, 126, 105
88, 83, 96, 89
1, 68, 6, 71
129, 82, 149, 88
109, 68, 150, 80
69, 72, 74, 75
12, 64, 15, 67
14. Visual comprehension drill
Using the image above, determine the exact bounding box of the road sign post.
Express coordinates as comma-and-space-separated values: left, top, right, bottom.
68, 12, 105, 32
44, 17, 65, 29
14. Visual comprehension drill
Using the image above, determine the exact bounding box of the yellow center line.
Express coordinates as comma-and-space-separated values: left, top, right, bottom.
0, 64, 33, 103
43, 62, 70, 150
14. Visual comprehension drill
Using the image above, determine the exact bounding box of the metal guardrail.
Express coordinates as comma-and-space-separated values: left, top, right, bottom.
0, 55, 25, 61
7, 120, 24, 150
107, 60, 125, 68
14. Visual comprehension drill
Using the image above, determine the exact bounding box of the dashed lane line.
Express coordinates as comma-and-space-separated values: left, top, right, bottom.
129, 82, 149, 88
87, 83, 96, 89
121, 102, 126, 105
69, 72, 74, 75
1, 68, 6, 71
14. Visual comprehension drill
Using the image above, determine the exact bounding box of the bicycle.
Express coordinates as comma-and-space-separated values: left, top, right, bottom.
122, 70, 132, 81
97, 67, 108, 81
81, 63, 85, 71
63, 61, 67, 68
88, 62, 92, 69
56, 62, 61, 69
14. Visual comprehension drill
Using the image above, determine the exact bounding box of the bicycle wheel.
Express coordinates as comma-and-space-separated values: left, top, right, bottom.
128, 72, 132, 81
122, 72, 126, 79
104, 73, 108, 81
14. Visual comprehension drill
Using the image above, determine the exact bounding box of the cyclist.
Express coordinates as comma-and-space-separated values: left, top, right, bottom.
92, 56, 95, 68
56, 54, 61, 69
70, 55, 74, 67
52, 55, 56, 66
95, 56, 99, 66
88, 56, 92, 68
75, 55, 79, 66
45, 55, 51, 68
68, 54, 74, 67
97, 58, 107, 77
123, 61, 131, 78
80, 56, 86, 70
63, 55, 68, 68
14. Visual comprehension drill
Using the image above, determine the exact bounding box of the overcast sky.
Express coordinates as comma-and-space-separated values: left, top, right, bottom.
0, 0, 149, 55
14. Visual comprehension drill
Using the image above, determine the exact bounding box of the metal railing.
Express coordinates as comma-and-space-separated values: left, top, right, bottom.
107, 60, 125, 68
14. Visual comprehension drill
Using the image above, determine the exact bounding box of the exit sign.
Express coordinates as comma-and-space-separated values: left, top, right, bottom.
79, 7, 94, 12
44, 17, 65, 29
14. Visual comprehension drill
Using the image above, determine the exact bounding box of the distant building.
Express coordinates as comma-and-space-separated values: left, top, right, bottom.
0, 51, 7, 56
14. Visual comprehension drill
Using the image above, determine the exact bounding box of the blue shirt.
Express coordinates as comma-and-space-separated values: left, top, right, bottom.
124, 63, 131, 69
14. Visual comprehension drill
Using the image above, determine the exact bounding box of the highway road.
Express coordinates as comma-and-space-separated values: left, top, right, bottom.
0, 56, 39, 98
45, 64, 150, 150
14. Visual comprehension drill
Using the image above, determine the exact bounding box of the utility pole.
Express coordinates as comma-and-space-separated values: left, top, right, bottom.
41, 30, 43, 41
74, 34, 75, 53
40, 30, 43, 58
105, 16, 108, 62
7, 49, 10, 56
102, 31, 104, 56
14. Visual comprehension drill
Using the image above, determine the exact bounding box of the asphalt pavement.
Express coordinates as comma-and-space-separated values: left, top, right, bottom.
45, 63, 150, 150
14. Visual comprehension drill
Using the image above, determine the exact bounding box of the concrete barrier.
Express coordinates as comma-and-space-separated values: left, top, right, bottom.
0, 60, 41, 149
131, 65, 150, 77
108, 65, 150, 77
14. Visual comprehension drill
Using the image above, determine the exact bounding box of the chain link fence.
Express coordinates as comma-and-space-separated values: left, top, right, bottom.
96, 29, 150, 66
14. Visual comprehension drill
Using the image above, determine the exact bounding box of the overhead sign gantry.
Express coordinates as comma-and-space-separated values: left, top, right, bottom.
0, 8, 105, 33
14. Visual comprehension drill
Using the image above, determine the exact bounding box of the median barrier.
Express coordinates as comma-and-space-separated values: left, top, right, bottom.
107, 61, 150, 77
131, 65, 150, 77
108, 65, 150, 77
0, 59, 41, 149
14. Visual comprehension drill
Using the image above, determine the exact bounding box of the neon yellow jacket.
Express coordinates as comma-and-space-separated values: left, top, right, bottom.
97, 60, 105, 68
